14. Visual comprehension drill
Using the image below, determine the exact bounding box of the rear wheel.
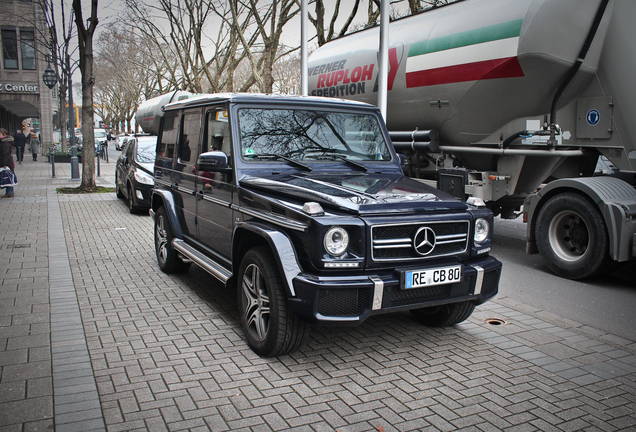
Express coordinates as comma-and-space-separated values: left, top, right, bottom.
536, 192, 612, 279
154, 206, 190, 273
238, 246, 310, 357
411, 302, 475, 327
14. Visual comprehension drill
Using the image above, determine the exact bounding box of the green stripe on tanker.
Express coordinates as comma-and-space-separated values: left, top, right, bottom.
407, 19, 524, 57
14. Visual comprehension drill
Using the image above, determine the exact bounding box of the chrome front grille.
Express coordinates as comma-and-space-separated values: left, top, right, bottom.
371, 220, 469, 261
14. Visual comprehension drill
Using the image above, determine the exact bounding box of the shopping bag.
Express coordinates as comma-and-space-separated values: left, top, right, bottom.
0, 167, 18, 187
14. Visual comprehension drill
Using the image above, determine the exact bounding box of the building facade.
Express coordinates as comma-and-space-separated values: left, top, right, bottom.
0, 0, 54, 149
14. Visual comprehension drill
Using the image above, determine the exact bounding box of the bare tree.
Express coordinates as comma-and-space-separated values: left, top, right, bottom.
123, 0, 265, 95
73, 0, 98, 189
231, 0, 299, 93
124, 0, 229, 93
208, 0, 257, 92
309, 0, 363, 47
94, 28, 155, 133
272, 48, 301, 95
35, 1, 78, 151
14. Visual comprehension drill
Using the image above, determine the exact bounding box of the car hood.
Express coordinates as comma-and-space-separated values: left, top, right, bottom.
138, 161, 155, 175
240, 172, 467, 215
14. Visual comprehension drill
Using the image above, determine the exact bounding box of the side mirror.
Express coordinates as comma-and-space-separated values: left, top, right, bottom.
197, 151, 229, 171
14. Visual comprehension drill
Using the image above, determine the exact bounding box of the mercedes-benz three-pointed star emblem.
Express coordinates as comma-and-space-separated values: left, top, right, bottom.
413, 226, 436, 256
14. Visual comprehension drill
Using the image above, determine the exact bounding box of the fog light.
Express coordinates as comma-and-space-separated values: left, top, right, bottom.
136, 190, 144, 200
324, 262, 360, 268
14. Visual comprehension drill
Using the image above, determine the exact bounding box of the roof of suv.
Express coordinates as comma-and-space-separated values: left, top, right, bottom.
163, 93, 375, 112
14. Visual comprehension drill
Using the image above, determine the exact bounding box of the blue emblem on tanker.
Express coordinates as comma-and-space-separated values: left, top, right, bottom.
587, 109, 600, 126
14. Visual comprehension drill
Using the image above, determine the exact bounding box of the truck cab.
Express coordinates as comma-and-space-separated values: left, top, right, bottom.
149, 93, 502, 357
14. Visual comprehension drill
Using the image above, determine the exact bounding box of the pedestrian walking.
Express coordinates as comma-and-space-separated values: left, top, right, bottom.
0, 128, 16, 198
28, 132, 40, 161
13, 130, 26, 164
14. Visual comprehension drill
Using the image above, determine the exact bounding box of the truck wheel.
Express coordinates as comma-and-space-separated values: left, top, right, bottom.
536, 192, 611, 279
154, 206, 191, 273
238, 247, 310, 357
411, 302, 475, 327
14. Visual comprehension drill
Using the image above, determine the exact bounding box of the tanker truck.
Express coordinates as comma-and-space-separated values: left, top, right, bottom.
307, 0, 636, 280
136, 90, 194, 134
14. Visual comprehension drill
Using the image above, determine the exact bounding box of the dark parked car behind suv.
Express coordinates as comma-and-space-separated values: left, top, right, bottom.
115, 135, 157, 213
141, 93, 502, 357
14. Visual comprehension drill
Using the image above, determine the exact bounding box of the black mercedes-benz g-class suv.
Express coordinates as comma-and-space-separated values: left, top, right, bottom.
149, 93, 501, 357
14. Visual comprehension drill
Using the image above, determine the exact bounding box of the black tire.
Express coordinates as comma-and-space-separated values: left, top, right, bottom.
535, 192, 612, 279
128, 184, 139, 214
154, 206, 191, 273
411, 301, 475, 327
115, 173, 124, 198
238, 246, 310, 357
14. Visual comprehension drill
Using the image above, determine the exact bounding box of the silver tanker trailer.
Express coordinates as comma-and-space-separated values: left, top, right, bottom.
136, 91, 194, 135
307, 0, 636, 280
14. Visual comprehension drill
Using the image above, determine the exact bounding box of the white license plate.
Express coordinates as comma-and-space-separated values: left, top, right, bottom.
404, 265, 462, 289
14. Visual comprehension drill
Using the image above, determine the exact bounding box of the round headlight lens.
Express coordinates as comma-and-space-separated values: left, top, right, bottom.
324, 227, 349, 256
474, 218, 490, 244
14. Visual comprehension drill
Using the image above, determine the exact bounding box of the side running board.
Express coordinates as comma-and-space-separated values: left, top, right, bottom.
172, 239, 232, 284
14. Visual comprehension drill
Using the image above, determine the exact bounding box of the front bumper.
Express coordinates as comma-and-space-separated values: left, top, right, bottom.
131, 182, 153, 208
289, 256, 501, 324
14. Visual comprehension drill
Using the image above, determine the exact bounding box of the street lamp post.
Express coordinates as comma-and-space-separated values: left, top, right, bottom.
67, 55, 80, 181
43, 57, 58, 178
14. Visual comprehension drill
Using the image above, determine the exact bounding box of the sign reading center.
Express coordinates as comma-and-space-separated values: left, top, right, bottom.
0, 83, 39, 93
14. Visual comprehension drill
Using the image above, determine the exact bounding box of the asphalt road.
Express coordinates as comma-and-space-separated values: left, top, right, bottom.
492, 216, 636, 342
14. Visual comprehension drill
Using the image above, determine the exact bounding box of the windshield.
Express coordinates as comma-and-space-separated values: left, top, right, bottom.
136, 137, 157, 163
95, 130, 106, 138
238, 108, 392, 162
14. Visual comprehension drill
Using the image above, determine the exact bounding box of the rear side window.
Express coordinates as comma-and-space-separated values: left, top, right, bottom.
158, 114, 178, 159
179, 110, 202, 164
204, 110, 231, 163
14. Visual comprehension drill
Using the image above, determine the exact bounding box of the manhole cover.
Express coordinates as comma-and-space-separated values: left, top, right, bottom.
485, 318, 507, 326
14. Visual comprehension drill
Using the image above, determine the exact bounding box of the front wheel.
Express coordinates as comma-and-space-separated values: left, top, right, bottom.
115, 173, 124, 198
238, 247, 310, 357
154, 206, 190, 273
411, 302, 475, 327
535, 192, 612, 279
128, 185, 139, 214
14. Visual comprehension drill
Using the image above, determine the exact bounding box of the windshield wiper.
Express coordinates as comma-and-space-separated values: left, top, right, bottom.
315, 153, 368, 172
251, 153, 312, 171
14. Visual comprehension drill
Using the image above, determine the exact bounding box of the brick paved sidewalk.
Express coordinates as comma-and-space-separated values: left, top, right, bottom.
1, 154, 635, 431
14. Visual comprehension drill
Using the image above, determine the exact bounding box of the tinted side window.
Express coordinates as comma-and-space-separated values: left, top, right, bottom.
125, 139, 135, 160
204, 110, 231, 165
180, 110, 202, 163
158, 114, 178, 159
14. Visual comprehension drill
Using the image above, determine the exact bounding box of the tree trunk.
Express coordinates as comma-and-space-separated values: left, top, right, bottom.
80, 39, 96, 190
73, 0, 99, 190
59, 80, 68, 152
262, 47, 274, 93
